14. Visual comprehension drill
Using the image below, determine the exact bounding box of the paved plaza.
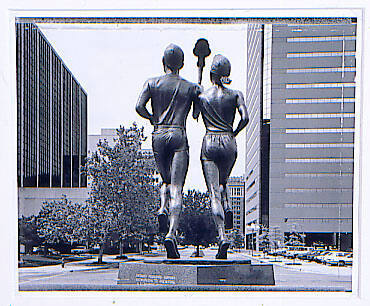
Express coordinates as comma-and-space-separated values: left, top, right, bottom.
18, 248, 352, 291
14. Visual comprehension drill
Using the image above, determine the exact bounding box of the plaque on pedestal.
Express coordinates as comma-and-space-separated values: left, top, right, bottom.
117, 259, 275, 286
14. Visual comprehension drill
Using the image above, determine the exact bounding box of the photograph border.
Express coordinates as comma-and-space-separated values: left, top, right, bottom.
1, 2, 367, 306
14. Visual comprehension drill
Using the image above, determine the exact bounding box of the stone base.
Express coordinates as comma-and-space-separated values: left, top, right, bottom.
117, 260, 275, 286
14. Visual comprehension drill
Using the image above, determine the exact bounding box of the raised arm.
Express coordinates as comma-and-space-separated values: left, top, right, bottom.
136, 80, 154, 124
192, 84, 203, 120
233, 90, 249, 137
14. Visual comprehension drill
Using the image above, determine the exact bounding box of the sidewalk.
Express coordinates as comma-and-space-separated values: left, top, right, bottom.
238, 250, 352, 276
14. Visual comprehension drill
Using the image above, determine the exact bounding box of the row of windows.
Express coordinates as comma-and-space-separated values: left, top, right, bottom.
286, 98, 355, 104
229, 187, 243, 197
284, 203, 352, 208
286, 67, 355, 74
287, 35, 356, 42
285, 158, 353, 163
287, 218, 351, 223
286, 82, 355, 89
246, 191, 258, 203
286, 113, 354, 119
246, 206, 257, 215
286, 128, 355, 134
285, 172, 353, 178
287, 51, 355, 58
246, 180, 255, 192
285, 188, 352, 193
285, 143, 354, 148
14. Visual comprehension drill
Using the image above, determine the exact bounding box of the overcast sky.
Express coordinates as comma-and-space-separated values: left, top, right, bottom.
37, 23, 248, 192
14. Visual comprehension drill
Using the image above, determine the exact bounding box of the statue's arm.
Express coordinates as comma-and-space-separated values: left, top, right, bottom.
136, 80, 154, 123
233, 90, 249, 137
192, 85, 202, 120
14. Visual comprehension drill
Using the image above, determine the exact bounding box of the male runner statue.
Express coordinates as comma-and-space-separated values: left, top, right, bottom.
194, 54, 249, 259
136, 44, 202, 259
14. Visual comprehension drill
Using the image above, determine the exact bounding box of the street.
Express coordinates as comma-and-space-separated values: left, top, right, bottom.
18, 248, 352, 291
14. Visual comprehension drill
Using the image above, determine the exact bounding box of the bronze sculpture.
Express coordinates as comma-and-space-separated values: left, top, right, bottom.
136, 44, 202, 259
194, 54, 249, 259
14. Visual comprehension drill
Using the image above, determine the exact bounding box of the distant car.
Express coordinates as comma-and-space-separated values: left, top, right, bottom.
209, 246, 218, 250
271, 248, 288, 256
322, 252, 352, 266
285, 247, 313, 259
305, 250, 325, 261
313, 251, 331, 263
71, 246, 88, 254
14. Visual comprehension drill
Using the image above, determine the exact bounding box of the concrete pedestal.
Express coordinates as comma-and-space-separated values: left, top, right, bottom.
117, 259, 275, 286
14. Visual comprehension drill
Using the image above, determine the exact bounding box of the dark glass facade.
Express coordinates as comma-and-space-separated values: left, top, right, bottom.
16, 22, 87, 188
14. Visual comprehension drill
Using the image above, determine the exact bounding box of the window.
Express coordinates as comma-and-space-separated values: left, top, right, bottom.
285, 172, 353, 177
285, 158, 353, 163
246, 180, 256, 192
287, 51, 355, 58
285, 143, 354, 148
286, 128, 355, 134
287, 67, 355, 73
286, 82, 355, 89
284, 203, 352, 208
246, 191, 257, 203
287, 35, 356, 42
286, 113, 354, 119
286, 98, 355, 104
285, 188, 352, 193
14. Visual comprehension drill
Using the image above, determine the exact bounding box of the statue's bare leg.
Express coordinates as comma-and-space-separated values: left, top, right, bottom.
154, 154, 171, 233
164, 150, 188, 258
166, 150, 188, 239
220, 184, 233, 229
219, 155, 236, 230
202, 159, 230, 259
158, 183, 170, 232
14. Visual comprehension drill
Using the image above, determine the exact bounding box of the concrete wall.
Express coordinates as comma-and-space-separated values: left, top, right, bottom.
18, 187, 89, 217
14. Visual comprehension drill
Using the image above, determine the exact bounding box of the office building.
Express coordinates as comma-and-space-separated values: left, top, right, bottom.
226, 176, 246, 235
17, 22, 88, 216
245, 22, 356, 251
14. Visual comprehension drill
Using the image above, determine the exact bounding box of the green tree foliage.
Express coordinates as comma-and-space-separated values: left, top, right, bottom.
258, 225, 270, 252
285, 232, 305, 247
228, 229, 244, 250
19, 215, 43, 254
36, 196, 89, 246
83, 124, 159, 262
178, 190, 217, 256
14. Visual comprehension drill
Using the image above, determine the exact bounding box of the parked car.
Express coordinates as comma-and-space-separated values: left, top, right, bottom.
305, 250, 325, 261
268, 248, 287, 256
71, 246, 89, 254
313, 251, 331, 263
285, 246, 313, 259
321, 252, 352, 266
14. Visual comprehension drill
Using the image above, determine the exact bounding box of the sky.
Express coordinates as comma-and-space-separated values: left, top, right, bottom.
37, 23, 248, 191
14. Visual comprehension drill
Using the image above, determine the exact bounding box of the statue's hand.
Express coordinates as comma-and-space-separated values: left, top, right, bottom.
149, 116, 155, 125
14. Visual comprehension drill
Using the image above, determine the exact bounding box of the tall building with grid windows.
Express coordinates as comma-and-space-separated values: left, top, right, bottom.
245, 22, 356, 251
226, 176, 246, 235
17, 23, 88, 216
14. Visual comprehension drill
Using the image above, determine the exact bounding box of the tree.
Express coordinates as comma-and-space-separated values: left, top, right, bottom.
178, 190, 217, 257
228, 229, 244, 251
19, 215, 43, 255
258, 225, 270, 255
36, 196, 90, 250
269, 226, 284, 250
83, 124, 159, 263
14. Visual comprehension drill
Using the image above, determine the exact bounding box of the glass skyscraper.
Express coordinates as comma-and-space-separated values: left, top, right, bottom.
16, 22, 87, 189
